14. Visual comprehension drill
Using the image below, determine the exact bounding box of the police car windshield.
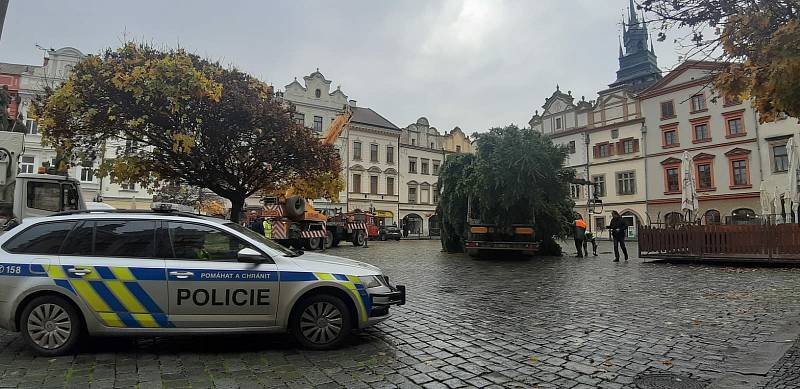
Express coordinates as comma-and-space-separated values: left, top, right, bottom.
224, 222, 299, 256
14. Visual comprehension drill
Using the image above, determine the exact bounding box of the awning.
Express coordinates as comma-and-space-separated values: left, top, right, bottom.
374, 210, 394, 218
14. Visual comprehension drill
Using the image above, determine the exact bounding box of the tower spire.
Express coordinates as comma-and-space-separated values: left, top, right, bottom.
628, 0, 638, 26
619, 36, 624, 57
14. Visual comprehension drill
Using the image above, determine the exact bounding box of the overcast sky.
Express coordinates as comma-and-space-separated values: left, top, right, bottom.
1, 0, 686, 134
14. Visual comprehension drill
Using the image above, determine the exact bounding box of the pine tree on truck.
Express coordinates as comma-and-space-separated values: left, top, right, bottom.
438, 125, 576, 257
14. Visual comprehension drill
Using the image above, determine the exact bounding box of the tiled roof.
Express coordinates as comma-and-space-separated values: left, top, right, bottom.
350, 106, 399, 130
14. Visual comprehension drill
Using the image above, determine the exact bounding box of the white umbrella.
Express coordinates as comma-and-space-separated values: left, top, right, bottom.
759, 181, 772, 217
786, 136, 799, 222
681, 151, 699, 222
775, 187, 784, 224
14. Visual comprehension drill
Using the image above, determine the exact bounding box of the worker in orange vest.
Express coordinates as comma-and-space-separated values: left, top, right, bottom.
573, 214, 588, 257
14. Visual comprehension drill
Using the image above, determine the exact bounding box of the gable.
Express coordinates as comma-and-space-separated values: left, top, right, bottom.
640, 61, 724, 98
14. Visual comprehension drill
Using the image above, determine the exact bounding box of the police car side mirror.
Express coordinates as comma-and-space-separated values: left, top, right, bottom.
237, 248, 266, 264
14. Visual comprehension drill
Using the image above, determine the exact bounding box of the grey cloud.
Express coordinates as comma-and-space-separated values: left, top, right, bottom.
0, 0, 683, 134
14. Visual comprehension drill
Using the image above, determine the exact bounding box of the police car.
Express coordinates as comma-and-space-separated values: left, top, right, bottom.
0, 207, 405, 355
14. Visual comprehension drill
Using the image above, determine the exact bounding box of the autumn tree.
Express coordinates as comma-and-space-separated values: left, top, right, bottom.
641, 0, 800, 121
33, 43, 340, 222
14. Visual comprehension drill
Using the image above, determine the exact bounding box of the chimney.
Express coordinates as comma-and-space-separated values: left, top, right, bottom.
348, 100, 357, 107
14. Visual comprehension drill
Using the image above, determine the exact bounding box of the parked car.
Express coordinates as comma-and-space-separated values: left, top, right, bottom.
379, 225, 402, 241
0, 205, 405, 355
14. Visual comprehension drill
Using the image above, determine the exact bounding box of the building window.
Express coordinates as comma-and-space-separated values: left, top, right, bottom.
567, 141, 576, 154
386, 145, 394, 164
408, 186, 417, 204
555, 118, 562, 129
25, 119, 38, 135
124, 140, 138, 155
370, 176, 378, 194
662, 125, 679, 148
294, 112, 304, 126
421, 159, 429, 175
370, 144, 378, 162
592, 175, 606, 197
693, 123, 710, 142
704, 209, 721, 225
690, 93, 707, 112
352, 174, 361, 193
421, 186, 430, 204
611, 129, 619, 139
353, 141, 362, 160
80, 167, 94, 183
456, 145, 462, 153
120, 182, 136, 191
595, 217, 606, 231
409, 158, 417, 173
773, 144, 789, 172
411, 138, 416, 146
616, 171, 636, 195
432, 161, 440, 175
433, 185, 439, 203
431, 142, 435, 149
723, 95, 741, 106
696, 162, 713, 190
597, 143, 610, 158
20, 156, 35, 174
313, 116, 323, 132
315, 89, 321, 98
622, 139, 635, 154
386, 177, 394, 195
665, 166, 680, 193
570, 184, 582, 199
728, 118, 743, 135
724, 110, 746, 137
660, 101, 675, 119
731, 159, 749, 187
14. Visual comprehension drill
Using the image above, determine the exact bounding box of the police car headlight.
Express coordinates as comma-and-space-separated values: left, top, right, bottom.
360, 275, 385, 289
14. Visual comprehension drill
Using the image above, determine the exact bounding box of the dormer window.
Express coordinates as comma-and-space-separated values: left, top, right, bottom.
315, 89, 321, 98
555, 118, 562, 129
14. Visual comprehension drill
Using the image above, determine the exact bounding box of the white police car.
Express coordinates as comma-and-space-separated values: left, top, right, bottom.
0, 207, 405, 355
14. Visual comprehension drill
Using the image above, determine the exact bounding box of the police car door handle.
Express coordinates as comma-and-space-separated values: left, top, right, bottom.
169, 271, 194, 279
67, 267, 92, 277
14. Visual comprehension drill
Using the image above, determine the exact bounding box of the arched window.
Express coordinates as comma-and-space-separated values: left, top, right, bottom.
704, 209, 721, 225
315, 89, 321, 98
664, 212, 684, 228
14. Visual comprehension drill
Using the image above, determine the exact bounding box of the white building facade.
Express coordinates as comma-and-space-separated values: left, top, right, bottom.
398, 117, 448, 236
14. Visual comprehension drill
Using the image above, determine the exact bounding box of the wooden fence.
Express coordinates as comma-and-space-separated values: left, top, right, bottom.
638, 224, 800, 260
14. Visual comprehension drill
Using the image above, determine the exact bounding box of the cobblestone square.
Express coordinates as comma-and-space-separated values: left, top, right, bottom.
1, 240, 799, 388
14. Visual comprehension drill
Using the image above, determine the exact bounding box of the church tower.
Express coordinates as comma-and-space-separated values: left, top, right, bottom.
609, 0, 661, 90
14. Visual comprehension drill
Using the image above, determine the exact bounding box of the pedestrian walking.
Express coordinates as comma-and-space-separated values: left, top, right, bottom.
573, 214, 588, 257
607, 211, 629, 262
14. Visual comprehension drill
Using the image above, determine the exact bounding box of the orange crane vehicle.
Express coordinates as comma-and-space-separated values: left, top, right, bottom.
248, 107, 374, 250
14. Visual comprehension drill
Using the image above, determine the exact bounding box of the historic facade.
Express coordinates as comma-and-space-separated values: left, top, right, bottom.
343, 105, 402, 225
398, 117, 445, 237
640, 61, 765, 225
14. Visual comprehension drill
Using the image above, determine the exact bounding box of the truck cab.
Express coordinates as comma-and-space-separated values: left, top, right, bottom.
1, 131, 85, 229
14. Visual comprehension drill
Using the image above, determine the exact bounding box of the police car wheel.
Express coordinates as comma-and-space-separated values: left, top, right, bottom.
291, 294, 352, 350
20, 295, 83, 356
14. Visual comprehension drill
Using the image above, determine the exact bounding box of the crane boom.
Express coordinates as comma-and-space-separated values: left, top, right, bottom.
321, 106, 352, 145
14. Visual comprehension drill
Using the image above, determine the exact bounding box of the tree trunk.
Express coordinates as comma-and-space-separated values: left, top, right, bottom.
229, 196, 245, 223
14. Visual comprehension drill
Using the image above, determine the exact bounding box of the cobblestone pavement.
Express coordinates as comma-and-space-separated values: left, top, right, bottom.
1, 240, 800, 388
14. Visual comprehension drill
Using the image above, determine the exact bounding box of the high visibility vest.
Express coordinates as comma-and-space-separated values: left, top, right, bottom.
575, 219, 587, 230
263, 220, 272, 239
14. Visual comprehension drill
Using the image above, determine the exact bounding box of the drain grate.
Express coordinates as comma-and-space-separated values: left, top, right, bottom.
634, 373, 706, 389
